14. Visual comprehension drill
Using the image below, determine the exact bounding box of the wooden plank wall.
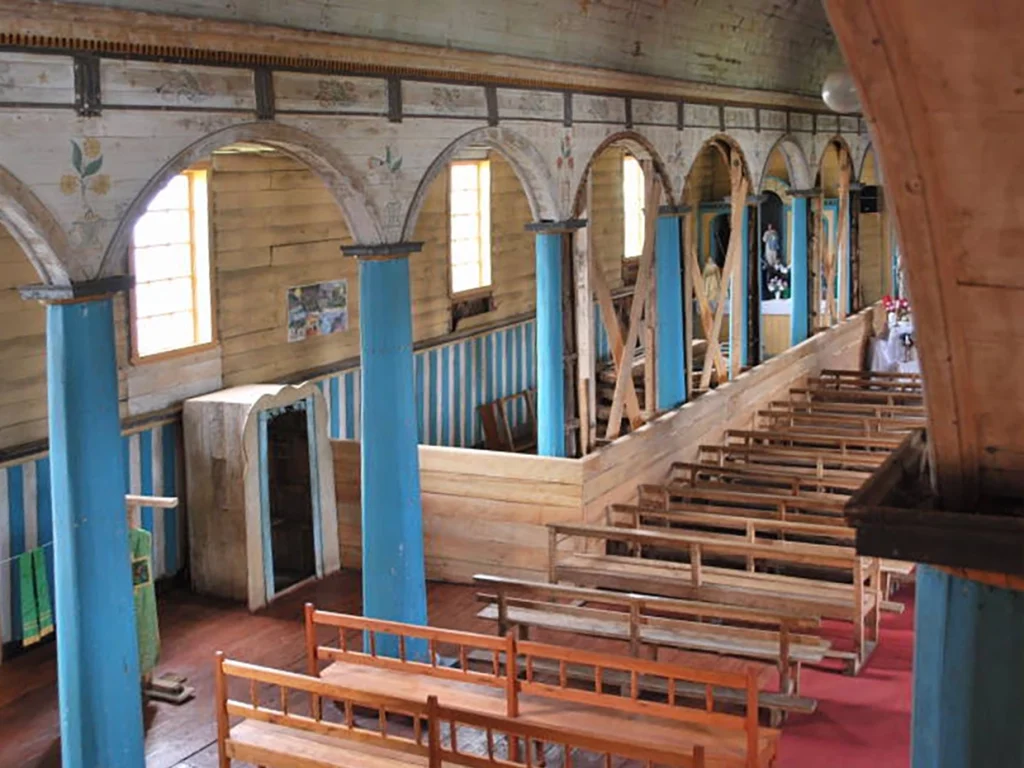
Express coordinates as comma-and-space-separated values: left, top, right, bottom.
211, 151, 360, 387
0, 226, 46, 449
579, 305, 879, 522
589, 148, 629, 293
762, 314, 791, 358
333, 440, 583, 583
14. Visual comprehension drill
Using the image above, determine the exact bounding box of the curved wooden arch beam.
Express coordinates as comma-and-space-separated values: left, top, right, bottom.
824, 0, 990, 507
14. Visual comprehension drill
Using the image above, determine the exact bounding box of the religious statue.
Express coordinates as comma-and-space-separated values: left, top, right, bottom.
762, 222, 781, 266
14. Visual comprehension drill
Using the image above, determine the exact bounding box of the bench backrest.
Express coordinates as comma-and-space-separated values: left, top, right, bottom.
304, 605, 760, 760
215, 652, 708, 768
550, 522, 859, 571
609, 503, 855, 543
474, 573, 820, 631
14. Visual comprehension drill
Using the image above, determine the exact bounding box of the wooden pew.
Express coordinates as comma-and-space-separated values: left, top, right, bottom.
672, 460, 865, 495
726, 429, 905, 452
757, 407, 922, 432
215, 652, 712, 768
819, 368, 922, 383
471, 574, 826, 711
639, 482, 848, 519
304, 607, 778, 768
788, 386, 924, 406
699, 443, 888, 472
549, 523, 882, 673
767, 399, 927, 420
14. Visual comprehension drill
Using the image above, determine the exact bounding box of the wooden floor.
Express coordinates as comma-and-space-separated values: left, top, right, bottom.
0, 569, 911, 768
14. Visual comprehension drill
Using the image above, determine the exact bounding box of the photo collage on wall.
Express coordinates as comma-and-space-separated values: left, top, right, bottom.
287, 278, 349, 342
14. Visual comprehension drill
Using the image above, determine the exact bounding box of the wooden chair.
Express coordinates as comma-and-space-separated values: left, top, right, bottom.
478, 389, 536, 453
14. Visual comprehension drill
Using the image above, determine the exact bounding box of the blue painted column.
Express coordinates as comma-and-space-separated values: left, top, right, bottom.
33, 281, 144, 768
528, 220, 583, 457
790, 193, 810, 346
350, 243, 428, 656
738, 204, 751, 368
655, 211, 685, 409
912, 566, 1024, 768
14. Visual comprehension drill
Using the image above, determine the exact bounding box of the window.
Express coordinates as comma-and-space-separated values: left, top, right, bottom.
130, 169, 213, 359
622, 155, 646, 259
449, 160, 491, 295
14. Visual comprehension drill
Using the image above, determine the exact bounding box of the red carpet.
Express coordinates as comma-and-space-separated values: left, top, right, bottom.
778, 585, 914, 767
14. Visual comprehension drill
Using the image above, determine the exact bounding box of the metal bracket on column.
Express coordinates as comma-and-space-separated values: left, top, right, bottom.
341, 242, 423, 260
19, 275, 133, 302
526, 219, 587, 234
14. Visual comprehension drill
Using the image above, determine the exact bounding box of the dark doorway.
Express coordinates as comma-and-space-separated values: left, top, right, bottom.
711, 214, 730, 270
266, 404, 316, 593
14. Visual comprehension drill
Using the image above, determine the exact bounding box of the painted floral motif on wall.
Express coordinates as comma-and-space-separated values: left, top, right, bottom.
60, 138, 111, 251
367, 145, 405, 235
556, 131, 575, 211
666, 138, 686, 194
315, 79, 358, 109
154, 70, 211, 104
430, 86, 464, 113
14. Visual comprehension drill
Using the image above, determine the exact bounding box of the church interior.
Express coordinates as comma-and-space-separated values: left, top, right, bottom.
0, 1, 1020, 767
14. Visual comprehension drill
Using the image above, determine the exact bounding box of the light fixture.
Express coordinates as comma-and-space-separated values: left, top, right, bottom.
821, 70, 861, 114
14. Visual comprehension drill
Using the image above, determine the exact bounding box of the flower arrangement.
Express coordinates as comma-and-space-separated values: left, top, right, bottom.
882, 295, 911, 322
764, 261, 791, 300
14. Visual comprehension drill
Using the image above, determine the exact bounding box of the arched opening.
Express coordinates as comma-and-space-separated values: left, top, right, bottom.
758, 139, 802, 357
682, 135, 753, 389
813, 138, 856, 329
403, 138, 541, 451
858, 147, 897, 305
402, 126, 559, 241
570, 132, 675, 442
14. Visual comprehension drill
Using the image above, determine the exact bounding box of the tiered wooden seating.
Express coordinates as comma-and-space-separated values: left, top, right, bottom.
548, 523, 882, 673
471, 574, 826, 711
214, 652, 712, 768
303, 606, 779, 768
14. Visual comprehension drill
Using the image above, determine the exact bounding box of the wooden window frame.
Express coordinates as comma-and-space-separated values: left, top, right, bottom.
129, 165, 218, 365
447, 158, 493, 300
622, 154, 646, 262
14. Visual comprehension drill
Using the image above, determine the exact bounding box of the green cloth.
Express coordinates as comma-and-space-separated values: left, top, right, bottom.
33, 548, 53, 640
17, 552, 39, 646
17, 548, 52, 647
129, 528, 160, 676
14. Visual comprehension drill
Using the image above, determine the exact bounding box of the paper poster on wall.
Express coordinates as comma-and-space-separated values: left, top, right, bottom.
287, 278, 349, 342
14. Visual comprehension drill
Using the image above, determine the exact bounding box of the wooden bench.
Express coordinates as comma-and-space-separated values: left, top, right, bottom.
303, 607, 779, 768
698, 444, 888, 472
215, 652, 713, 768
671, 461, 865, 495
726, 429, 905, 453
549, 523, 882, 673
767, 399, 926, 420
639, 483, 848, 520
788, 386, 925, 406
756, 409, 923, 435
471, 574, 826, 709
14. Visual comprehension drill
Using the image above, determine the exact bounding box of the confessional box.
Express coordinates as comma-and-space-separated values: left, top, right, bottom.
183, 383, 340, 611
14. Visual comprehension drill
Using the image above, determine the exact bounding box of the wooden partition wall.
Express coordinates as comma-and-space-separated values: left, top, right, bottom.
332, 305, 879, 583
333, 441, 583, 582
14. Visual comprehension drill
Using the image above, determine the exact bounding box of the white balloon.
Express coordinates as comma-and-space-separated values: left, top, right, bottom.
822, 70, 861, 114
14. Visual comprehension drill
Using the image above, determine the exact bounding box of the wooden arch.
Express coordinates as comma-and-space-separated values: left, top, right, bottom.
401, 126, 559, 240
102, 121, 384, 277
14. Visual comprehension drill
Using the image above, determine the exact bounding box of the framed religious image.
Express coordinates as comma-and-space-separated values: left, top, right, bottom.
287, 278, 349, 342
